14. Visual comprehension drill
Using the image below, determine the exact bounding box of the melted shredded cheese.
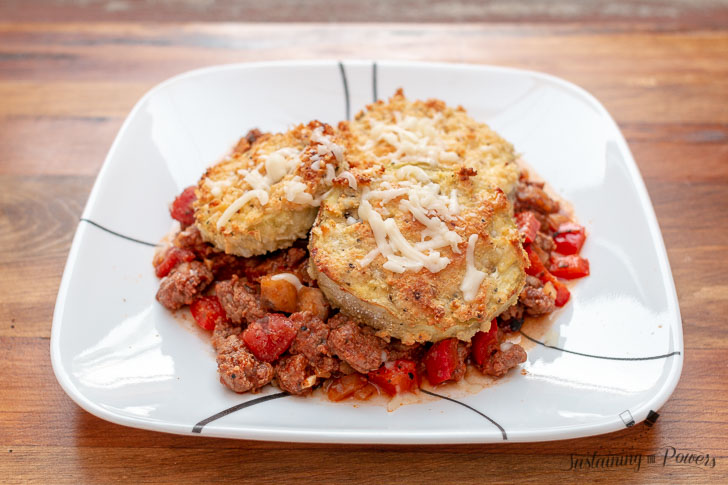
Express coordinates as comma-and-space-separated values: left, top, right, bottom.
271, 273, 303, 291
312, 126, 344, 163
217, 126, 344, 228
325, 163, 336, 185
361, 114, 459, 167
339, 171, 358, 189
216, 190, 269, 229
356, 160, 464, 273
238, 147, 301, 194
282, 176, 315, 205
460, 234, 486, 301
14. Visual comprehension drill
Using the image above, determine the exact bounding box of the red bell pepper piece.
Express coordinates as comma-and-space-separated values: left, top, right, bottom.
471, 319, 499, 366
368, 360, 419, 396
550, 254, 590, 279
524, 244, 572, 306
423, 338, 461, 385
515, 211, 541, 244
170, 186, 197, 226
154, 246, 196, 278
553, 222, 586, 255
242, 314, 298, 362
524, 244, 547, 277
190, 295, 226, 331
541, 272, 571, 307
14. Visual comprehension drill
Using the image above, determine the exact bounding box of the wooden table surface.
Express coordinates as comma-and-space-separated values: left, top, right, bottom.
1, 20, 727, 484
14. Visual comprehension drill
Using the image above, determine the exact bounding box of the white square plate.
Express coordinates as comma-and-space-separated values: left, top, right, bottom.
51, 60, 683, 443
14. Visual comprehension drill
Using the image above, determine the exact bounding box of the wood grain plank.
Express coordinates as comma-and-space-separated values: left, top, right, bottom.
0, 117, 121, 176
0, 25, 725, 127
1, 0, 727, 28
0, 82, 148, 118
1, 20, 727, 484
3, 446, 724, 485
0, 175, 90, 337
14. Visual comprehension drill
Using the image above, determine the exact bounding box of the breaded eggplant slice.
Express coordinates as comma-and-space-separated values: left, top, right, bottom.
309, 166, 528, 345
195, 121, 343, 257
338, 88, 520, 196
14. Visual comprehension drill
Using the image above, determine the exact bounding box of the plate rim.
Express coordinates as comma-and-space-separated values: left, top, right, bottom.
50, 59, 684, 443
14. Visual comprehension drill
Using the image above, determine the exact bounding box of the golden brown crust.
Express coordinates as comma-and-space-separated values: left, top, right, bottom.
194, 121, 343, 257
310, 181, 527, 344
309, 91, 527, 344
340, 88, 520, 196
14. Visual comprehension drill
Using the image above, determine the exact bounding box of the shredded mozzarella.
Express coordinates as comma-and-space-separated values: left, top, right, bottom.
216, 127, 344, 228
460, 234, 487, 301
271, 273, 303, 291
282, 176, 315, 205
216, 190, 269, 229
357, 193, 453, 273
355, 145, 465, 275
325, 163, 336, 185
311, 126, 344, 163
359, 247, 380, 267
395, 165, 430, 183
339, 171, 358, 189
362, 114, 459, 167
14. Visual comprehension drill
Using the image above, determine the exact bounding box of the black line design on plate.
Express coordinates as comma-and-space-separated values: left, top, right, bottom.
372, 61, 378, 102
80, 218, 158, 247
645, 410, 660, 427
520, 331, 682, 361
338, 61, 350, 120
192, 392, 288, 433
420, 389, 507, 441
619, 409, 636, 427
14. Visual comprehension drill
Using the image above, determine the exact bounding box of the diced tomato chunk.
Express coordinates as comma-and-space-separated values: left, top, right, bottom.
327, 374, 369, 402
524, 244, 547, 277
524, 244, 572, 306
190, 296, 226, 331
549, 254, 590, 279
515, 211, 541, 244
368, 360, 419, 396
471, 319, 499, 366
547, 213, 571, 232
170, 186, 197, 226
154, 246, 196, 278
423, 339, 460, 385
241, 314, 297, 362
553, 222, 586, 255
542, 273, 571, 306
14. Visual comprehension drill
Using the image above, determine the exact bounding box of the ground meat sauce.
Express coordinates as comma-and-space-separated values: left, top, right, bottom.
328, 315, 388, 374
216, 335, 274, 393
156, 261, 213, 310
211, 318, 242, 351
154, 169, 588, 402
215, 276, 267, 325
519, 276, 556, 316
385, 340, 425, 361
274, 354, 317, 395
451, 341, 471, 382
289, 312, 339, 377
479, 343, 528, 378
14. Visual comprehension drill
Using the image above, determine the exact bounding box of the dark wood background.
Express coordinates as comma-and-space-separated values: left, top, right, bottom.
1, 1, 727, 483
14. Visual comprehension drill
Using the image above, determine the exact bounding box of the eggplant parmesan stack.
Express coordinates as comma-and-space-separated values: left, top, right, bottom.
152, 92, 590, 401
